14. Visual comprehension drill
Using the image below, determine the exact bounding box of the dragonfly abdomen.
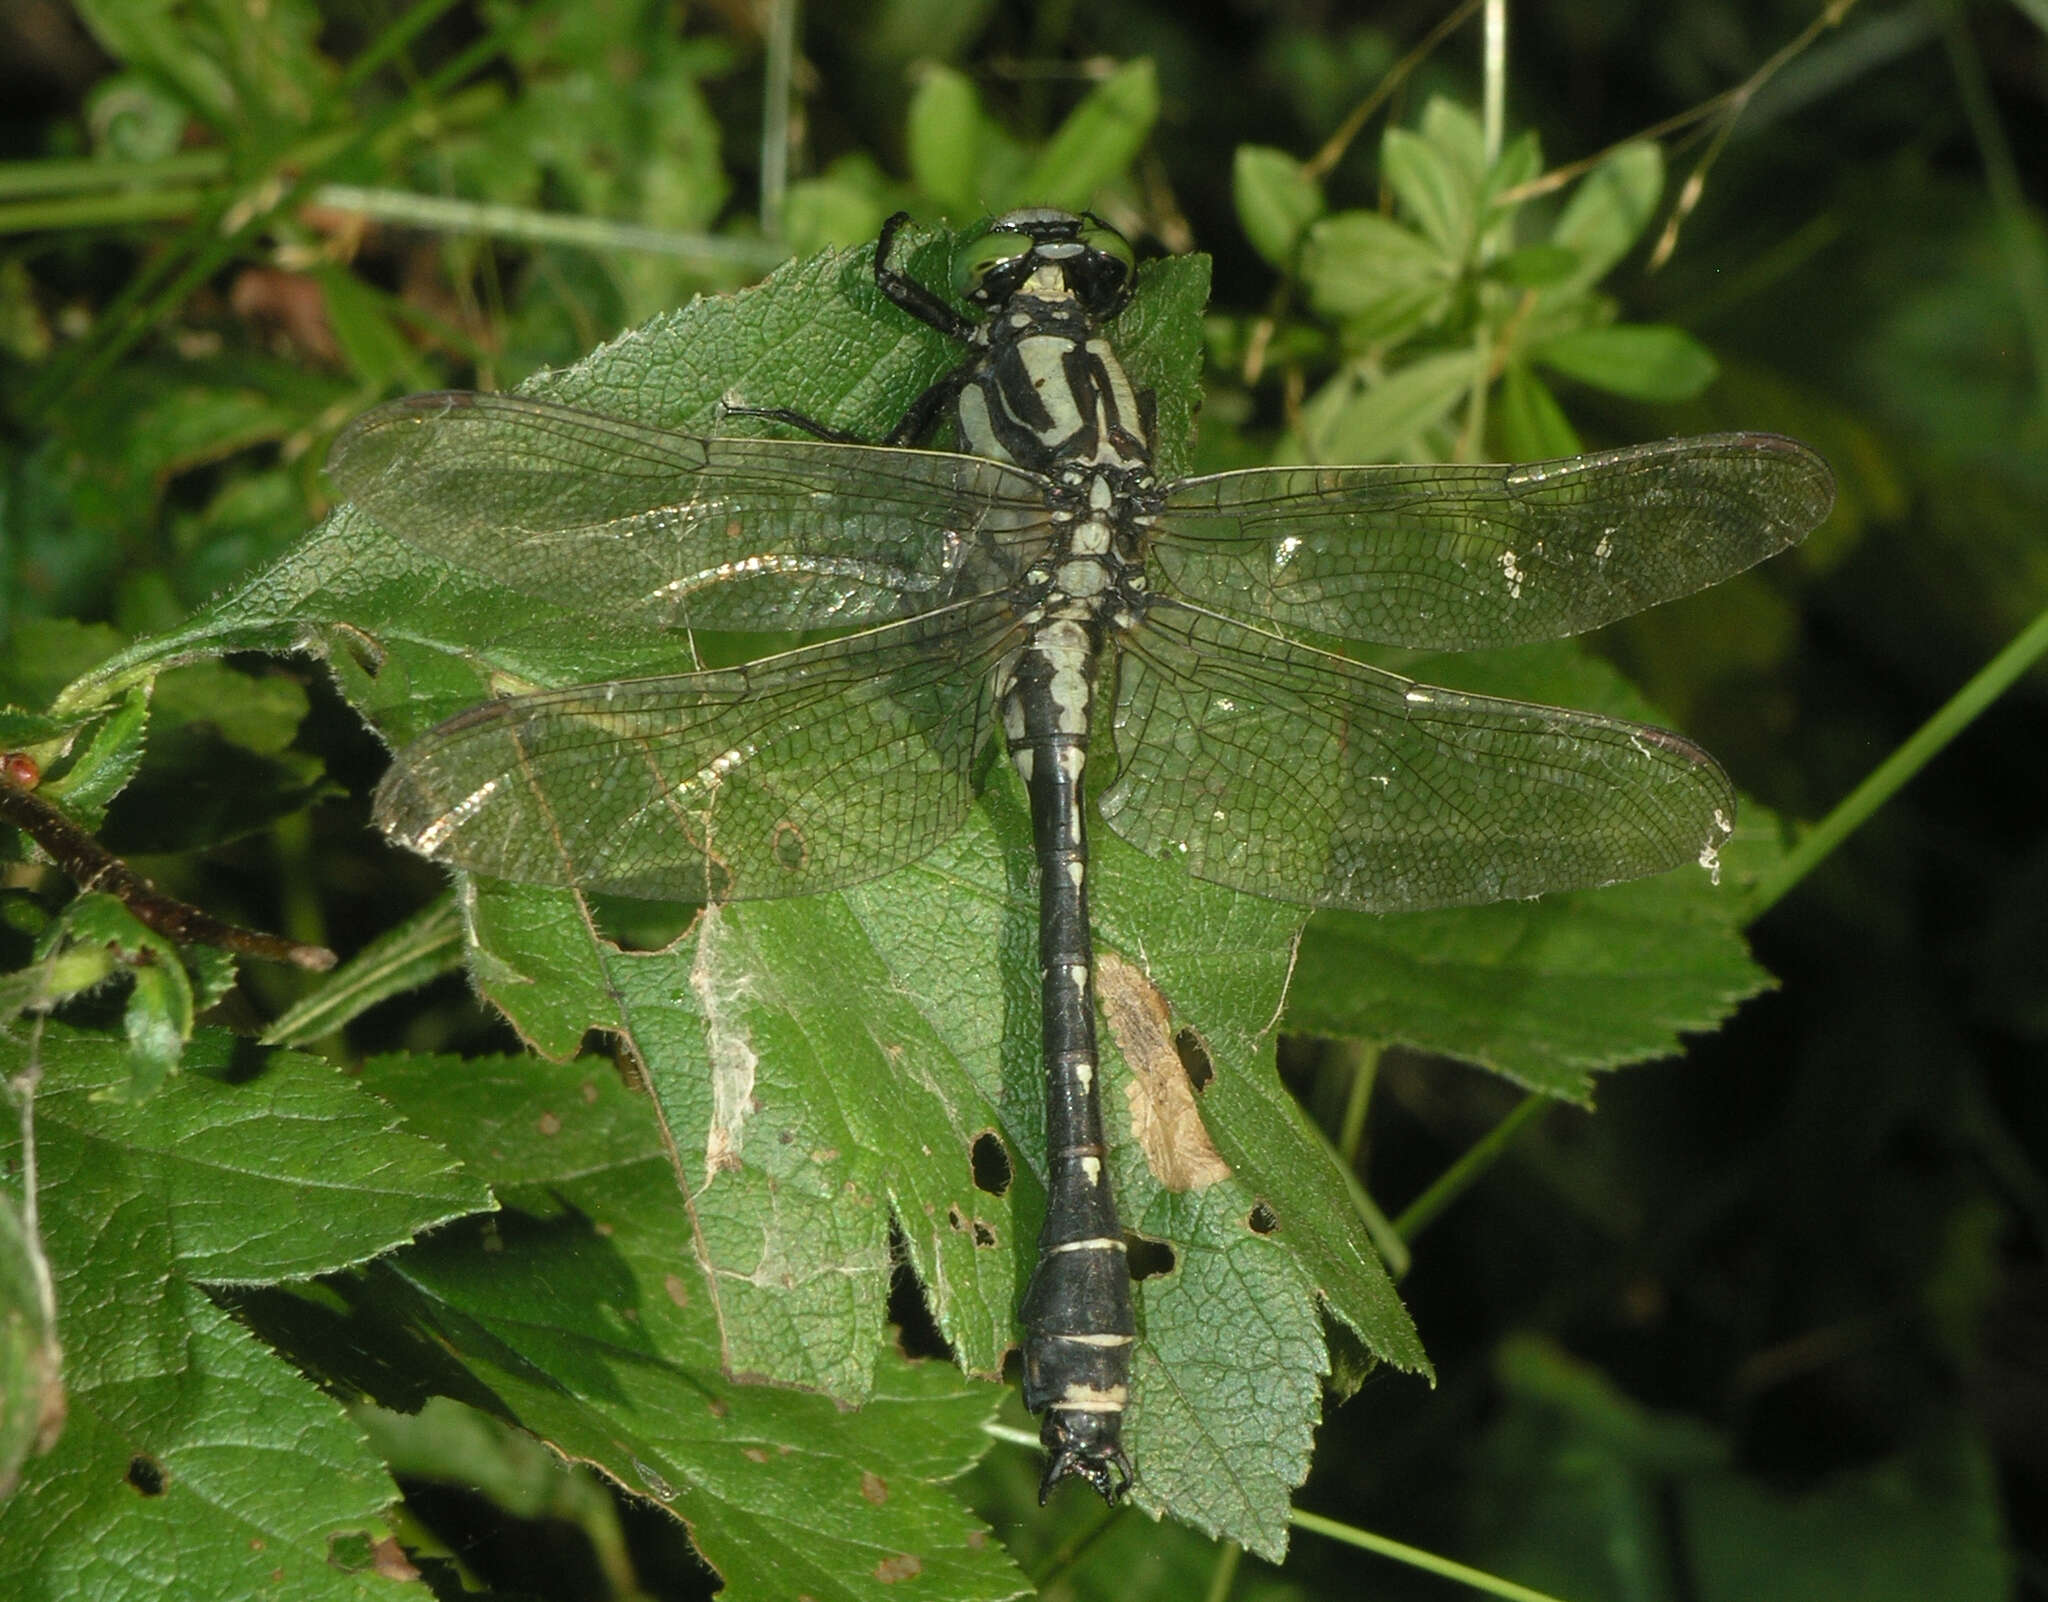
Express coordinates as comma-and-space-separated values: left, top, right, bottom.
1001, 611, 1137, 1503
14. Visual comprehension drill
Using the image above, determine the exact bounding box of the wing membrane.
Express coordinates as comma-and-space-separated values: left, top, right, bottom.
1152, 433, 1833, 650
372, 599, 1022, 901
328, 392, 1053, 631
1100, 600, 1734, 913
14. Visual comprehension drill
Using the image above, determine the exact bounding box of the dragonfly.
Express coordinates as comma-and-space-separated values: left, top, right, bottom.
328, 208, 1834, 1503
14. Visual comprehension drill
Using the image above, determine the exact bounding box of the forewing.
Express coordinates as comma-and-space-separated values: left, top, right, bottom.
372, 599, 1021, 901
1100, 601, 1735, 913
1151, 432, 1833, 649
327, 392, 1051, 630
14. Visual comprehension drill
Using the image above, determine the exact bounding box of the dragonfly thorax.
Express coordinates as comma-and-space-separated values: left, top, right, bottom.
955, 318, 1154, 478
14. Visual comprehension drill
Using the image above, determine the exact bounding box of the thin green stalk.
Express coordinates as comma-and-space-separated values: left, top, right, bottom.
1345, 1152, 1411, 1280
337, 0, 472, 92
1334, 1038, 1381, 1166
758, 0, 798, 239
1749, 598, 2048, 916
0, 188, 211, 233
1305, 0, 1482, 181
1393, 1091, 1548, 1243
1291, 1508, 1573, 1602
0, 151, 227, 198
1199, 1541, 1243, 1602
1480, 0, 1506, 167
313, 184, 785, 269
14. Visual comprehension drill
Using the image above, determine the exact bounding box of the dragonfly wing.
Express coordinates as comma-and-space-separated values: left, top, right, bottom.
328, 392, 1052, 631
1101, 601, 1735, 913
1151, 433, 1833, 649
373, 598, 1021, 901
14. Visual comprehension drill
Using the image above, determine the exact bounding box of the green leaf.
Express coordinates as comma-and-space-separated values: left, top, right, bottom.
27, 1027, 490, 1280
1383, 99, 1487, 262
1011, 57, 1158, 211
1382, 127, 1472, 259
1300, 209, 1453, 339
1234, 145, 1324, 269
1496, 361, 1584, 460
38, 685, 148, 829
1537, 322, 1719, 402
1550, 140, 1664, 290
315, 266, 433, 395
1292, 875, 1769, 1101
38, 894, 194, 1098
780, 159, 897, 255
358, 1050, 1033, 1600
1485, 127, 1545, 200
906, 65, 984, 219
261, 895, 467, 1049
0, 1025, 490, 1594
1487, 241, 1581, 288
1297, 348, 1477, 463
0, 1280, 408, 1598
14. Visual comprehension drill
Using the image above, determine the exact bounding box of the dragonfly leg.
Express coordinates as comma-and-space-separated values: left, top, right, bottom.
712, 399, 868, 443
873, 210, 977, 342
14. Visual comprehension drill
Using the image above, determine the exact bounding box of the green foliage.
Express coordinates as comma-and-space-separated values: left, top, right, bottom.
1236, 101, 1715, 463
2, 3, 2039, 1600
0, 1026, 488, 1598
1465, 1337, 2009, 1602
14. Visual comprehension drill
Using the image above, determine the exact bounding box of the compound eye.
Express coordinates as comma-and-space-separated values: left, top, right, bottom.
1071, 222, 1136, 313
953, 230, 1033, 300
1079, 223, 1136, 279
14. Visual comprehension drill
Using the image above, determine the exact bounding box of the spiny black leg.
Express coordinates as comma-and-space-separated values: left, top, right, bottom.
713, 399, 868, 443
720, 213, 977, 447
873, 210, 976, 342
720, 368, 969, 450
880, 370, 970, 446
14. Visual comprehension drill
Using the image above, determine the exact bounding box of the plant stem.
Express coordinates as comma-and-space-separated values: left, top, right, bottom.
1748, 599, 2048, 916
1291, 1507, 1572, 1602
1393, 1091, 1549, 1243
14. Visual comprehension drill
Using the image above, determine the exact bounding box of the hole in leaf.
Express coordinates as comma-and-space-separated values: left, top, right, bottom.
325, 1529, 377, 1572
1175, 1027, 1215, 1090
885, 1222, 952, 1362
126, 1454, 166, 1495
1125, 1232, 1176, 1282
946, 1203, 967, 1231
1248, 1202, 1279, 1234
972, 1221, 996, 1247
586, 893, 699, 952
970, 1131, 1011, 1196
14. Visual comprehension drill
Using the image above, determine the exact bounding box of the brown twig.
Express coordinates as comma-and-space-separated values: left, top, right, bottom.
0, 768, 336, 972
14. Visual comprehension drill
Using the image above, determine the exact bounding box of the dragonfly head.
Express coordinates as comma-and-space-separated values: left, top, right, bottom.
953, 208, 1136, 323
